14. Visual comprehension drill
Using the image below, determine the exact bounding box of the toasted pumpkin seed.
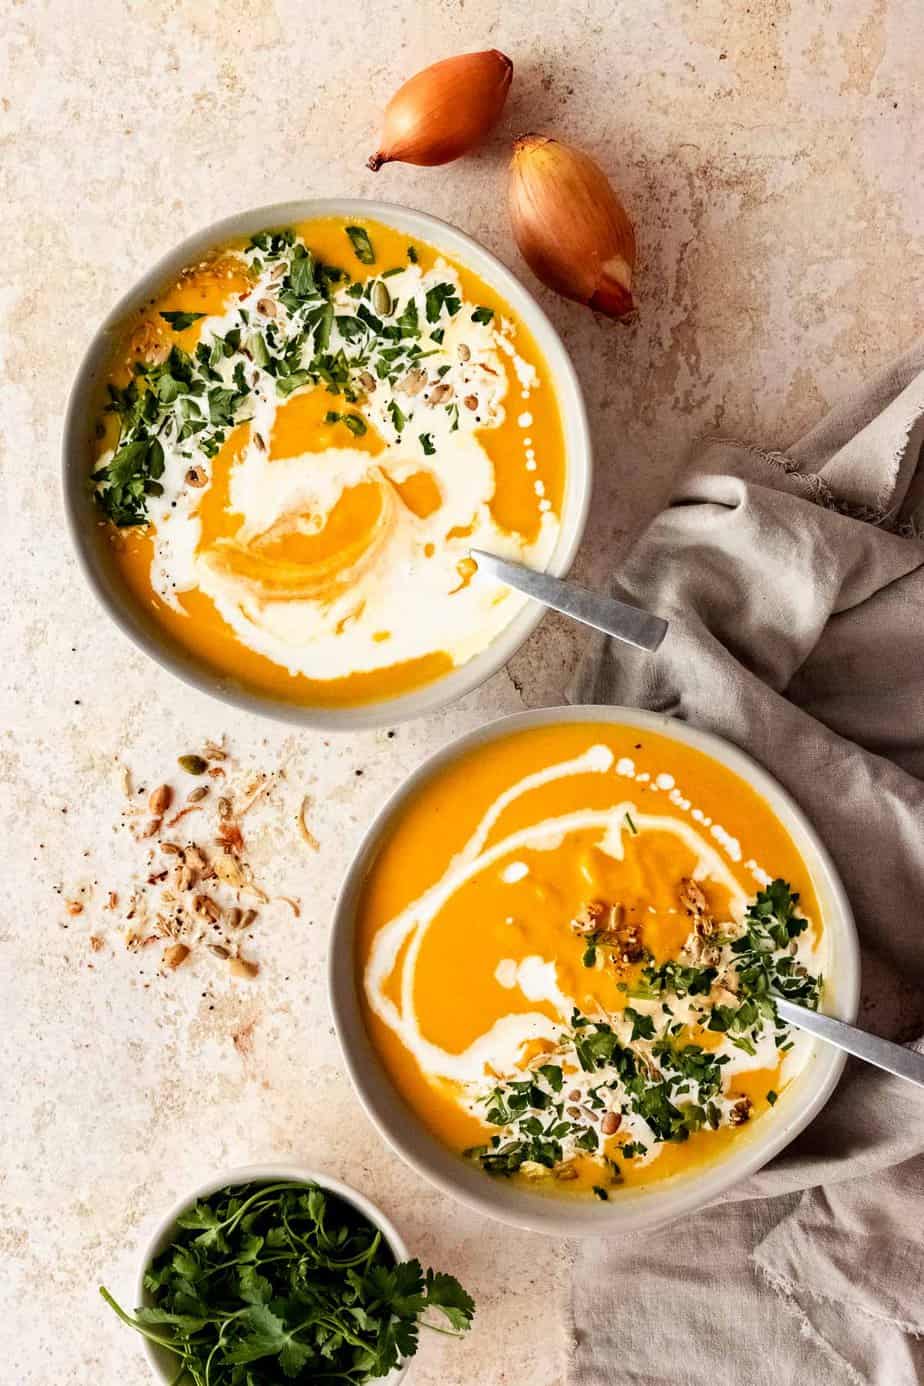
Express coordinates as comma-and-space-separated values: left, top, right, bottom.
229, 956, 259, 979
371, 280, 392, 316
397, 368, 427, 396
178, 755, 208, 776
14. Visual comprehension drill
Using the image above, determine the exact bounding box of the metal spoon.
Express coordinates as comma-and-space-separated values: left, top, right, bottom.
774, 996, 924, 1089
470, 549, 668, 654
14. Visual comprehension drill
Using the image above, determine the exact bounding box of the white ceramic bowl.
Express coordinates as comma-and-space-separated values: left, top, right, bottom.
135, 1163, 410, 1384
329, 705, 860, 1238
62, 199, 592, 730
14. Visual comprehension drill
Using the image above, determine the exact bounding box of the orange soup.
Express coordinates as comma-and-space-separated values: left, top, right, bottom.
90, 217, 567, 707
356, 722, 824, 1198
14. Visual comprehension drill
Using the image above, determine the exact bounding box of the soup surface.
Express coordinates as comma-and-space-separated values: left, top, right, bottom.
91, 217, 566, 707
357, 722, 825, 1199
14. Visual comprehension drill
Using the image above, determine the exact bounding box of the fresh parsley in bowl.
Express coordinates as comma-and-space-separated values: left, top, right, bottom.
100, 1166, 474, 1384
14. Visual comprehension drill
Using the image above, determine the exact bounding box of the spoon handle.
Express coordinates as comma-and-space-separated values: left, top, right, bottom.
470, 550, 669, 653
775, 997, 924, 1089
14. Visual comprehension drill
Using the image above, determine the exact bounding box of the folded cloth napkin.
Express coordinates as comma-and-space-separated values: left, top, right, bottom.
567, 340, 924, 1386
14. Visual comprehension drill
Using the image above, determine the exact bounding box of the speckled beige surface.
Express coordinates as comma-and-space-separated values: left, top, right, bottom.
1, 1, 922, 1382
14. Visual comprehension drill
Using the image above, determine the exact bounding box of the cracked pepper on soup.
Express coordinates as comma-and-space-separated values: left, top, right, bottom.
90, 217, 566, 707
357, 722, 824, 1199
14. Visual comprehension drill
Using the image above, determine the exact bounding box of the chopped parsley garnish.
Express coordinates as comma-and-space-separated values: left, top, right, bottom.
472, 305, 494, 325
94, 226, 504, 528
159, 310, 206, 330
100, 1180, 473, 1384
346, 225, 376, 264
425, 281, 462, 323
288, 244, 317, 297
93, 436, 165, 527
248, 228, 295, 255
388, 400, 406, 435
407, 244, 419, 263
468, 881, 820, 1192
624, 1006, 656, 1041
619, 1141, 647, 1159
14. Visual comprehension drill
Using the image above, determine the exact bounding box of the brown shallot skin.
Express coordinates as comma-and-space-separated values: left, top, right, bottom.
368, 50, 513, 170
508, 134, 637, 320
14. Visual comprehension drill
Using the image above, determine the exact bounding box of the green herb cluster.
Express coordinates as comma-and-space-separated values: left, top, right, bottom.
466, 881, 821, 1185
100, 1180, 473, 1385
94, 224, 490, 527
241, 228, 468, 421
705, 880, 821, 1055
466, 1061, 613, 1177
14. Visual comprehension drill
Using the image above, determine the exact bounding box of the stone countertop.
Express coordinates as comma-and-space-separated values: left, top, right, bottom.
1, 1, 921, 1382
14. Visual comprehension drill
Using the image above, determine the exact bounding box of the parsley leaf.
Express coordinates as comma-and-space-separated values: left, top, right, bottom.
624, 1006, 655, 1041
388, 399, 406, 435
346, 225, 376, 264
424, 1268, 476, 1332
160, 310, 206, 330
472, 305, 494, 324
425, 281, 461, 323
94, 438, 164, 527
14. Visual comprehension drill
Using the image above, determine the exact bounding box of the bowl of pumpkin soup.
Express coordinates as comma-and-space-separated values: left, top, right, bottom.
330, 706, 859, 1235
63, 201, 590, 727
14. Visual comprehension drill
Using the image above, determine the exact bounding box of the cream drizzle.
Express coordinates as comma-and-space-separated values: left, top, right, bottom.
362, 742, 787, 1091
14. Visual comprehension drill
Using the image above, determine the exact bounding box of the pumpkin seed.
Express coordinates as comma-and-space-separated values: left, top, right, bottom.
178, 754, 208, 776
371, 280, 392, 316
229, 956, 259, 979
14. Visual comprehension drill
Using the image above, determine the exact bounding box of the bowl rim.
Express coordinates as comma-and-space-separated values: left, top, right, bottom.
328, 704, 861, 1238
62, 197, 592, 731
134, 1162, 411, 1385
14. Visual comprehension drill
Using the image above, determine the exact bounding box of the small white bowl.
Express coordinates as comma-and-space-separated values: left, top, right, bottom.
329, 705, 861, 1238
135, 1164, 410, 1384
63, 198, 592, 730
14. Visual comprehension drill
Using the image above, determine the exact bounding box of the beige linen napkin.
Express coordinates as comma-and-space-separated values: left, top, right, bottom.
568, 341, 924, 1386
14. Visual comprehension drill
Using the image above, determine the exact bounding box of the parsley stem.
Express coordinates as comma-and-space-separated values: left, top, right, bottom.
98, 1286, 180, 1352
